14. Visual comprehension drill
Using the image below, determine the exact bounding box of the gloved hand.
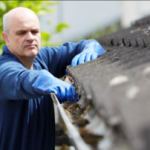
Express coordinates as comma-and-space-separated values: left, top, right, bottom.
71, 41, 106, 67
32, 70, 78, 102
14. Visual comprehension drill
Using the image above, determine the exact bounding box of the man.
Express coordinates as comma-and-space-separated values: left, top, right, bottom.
0, 7, 106, 150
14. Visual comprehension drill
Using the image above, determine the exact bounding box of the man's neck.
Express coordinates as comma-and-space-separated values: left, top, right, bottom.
7, 46, 35, 70
18, 57, 35, 70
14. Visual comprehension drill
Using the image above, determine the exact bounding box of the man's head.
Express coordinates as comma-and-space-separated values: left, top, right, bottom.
2, 7, 41, 59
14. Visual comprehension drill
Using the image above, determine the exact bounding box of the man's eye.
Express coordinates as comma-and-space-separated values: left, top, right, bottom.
19, 32, 25, 35
32, 31, 38, 34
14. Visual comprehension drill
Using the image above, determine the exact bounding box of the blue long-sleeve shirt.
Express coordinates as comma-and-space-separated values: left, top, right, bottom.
0, 39, 94, 150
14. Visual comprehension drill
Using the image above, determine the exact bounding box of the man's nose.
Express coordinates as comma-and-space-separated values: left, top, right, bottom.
26, 32, 34, 41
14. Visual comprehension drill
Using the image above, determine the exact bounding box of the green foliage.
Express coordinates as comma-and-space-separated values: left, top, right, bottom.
0, 1, 70, 55
56, 23, 70, 32
41, 31, 51, 47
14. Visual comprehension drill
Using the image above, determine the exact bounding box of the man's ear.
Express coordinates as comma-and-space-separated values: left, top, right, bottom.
2, 31, 9, 45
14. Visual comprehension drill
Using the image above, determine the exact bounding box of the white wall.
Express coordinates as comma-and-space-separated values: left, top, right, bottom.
60, 1, 122, 42
40, 1, 122, 43
121, 1, 150, 27
40, 1, 150, 43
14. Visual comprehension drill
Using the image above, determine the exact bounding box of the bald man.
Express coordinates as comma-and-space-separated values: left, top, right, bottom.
0, 7, 106, 150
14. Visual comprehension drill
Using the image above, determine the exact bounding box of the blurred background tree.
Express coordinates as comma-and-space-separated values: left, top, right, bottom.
0, 1, 69, 55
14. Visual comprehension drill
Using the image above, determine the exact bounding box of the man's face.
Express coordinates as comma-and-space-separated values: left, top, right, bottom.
4, 11, 41, 59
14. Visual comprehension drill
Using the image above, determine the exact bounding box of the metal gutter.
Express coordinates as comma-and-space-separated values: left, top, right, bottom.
50, 93, 91, 150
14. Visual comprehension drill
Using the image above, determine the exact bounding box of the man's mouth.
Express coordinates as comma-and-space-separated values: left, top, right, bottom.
26, 45, 36, 48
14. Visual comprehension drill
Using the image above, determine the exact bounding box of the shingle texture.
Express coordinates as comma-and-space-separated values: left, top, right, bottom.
67, 15, 150, 150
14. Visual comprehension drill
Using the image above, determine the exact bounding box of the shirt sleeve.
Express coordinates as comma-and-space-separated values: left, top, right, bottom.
0, 59, 42, 100
38, 39, 97, 78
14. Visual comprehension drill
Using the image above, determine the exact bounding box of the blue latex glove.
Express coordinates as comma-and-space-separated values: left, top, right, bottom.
71, 41, 106, 67
32, 70, 78, 102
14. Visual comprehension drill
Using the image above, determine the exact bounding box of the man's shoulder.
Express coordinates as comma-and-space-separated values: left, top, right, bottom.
37, 46, 59, 59
37, 47, 48, 56
0, 53, 24, 70
0, 53, 16, 63
39, 46, 60, 54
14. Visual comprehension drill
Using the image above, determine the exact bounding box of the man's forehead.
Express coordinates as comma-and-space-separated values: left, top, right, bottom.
14, 23, 40, 33
10, 13, 39, 24
9, 14, 40, 32
16, 27, 39, 32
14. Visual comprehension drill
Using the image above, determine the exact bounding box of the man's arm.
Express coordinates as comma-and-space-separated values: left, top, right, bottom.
0, 60, 41, 100
38, 39, 106, 78
0, 59, 77, 102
